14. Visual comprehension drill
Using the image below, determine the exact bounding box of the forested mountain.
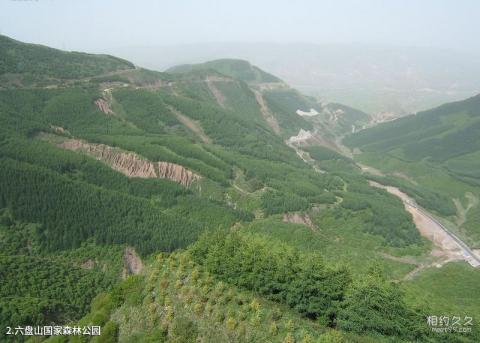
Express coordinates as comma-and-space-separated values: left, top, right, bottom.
168, 58, 371, 139
167, 58, 282, 84
0, 35, 134, 88
345, 94, 480, 164
1, 35, 479, 342
345, 94, 480, 245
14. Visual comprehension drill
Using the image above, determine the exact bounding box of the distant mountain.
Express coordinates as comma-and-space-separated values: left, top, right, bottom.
111, 43, 480, 116
168, 58, 371, 139
167, 58, 282, 84
345, 94, 480, 165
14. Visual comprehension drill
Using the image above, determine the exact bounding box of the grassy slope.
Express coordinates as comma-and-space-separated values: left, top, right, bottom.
403, 262, 480, 322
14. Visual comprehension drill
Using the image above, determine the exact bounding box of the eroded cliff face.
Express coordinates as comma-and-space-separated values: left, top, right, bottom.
58, 139, 200, 186
282, 213, 315, 230
123, 247, 143, 276
94, 98, 114, 115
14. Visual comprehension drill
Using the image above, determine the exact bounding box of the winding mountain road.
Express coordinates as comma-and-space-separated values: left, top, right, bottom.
370, 181, 480, 268
412, 202, 480, 267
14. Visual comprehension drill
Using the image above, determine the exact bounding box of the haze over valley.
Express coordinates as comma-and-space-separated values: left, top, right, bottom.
112, 43, 480, 117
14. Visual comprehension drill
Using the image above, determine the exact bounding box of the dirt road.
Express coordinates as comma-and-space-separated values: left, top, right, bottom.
369, 181, 480, 268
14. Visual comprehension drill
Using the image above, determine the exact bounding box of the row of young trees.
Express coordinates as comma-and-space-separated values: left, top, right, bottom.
0, 34, 133, 80
189, 230, 443, 342
0, 157, 239, 255
190, 230, 351, 322
0, 255, 112, 327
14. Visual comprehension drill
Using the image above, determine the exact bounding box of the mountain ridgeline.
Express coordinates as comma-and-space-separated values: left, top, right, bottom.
0, 35, 134, 88
1, 35, 479, 342
167, 58, 283, 84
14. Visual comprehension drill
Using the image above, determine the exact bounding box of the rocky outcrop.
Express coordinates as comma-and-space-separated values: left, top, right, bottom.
286, 129, 313, 145
80, 259, 96, 270
296, 108, 319, 117
58, 139, 200, 186
94, 98, 114, 115
123, 247, 143, 276
156, 162, 198, 186
283, 213, 315, 230
49, 125, 71, 135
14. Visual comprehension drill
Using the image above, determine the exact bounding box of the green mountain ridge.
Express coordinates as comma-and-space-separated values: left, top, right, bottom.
0, 34, 134, 88
1, 35, 479, 342
167, 58, 283, 84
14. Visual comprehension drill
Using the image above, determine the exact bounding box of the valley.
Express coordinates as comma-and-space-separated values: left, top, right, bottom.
0, 34, 479, 342
369, 181, 480, 268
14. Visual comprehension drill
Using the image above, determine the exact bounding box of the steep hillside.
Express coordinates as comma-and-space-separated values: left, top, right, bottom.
345, 94, 480, 246
1, 36, 478, 342
168, 58, 371, 139
0, 35, 134, 88
345, 94, 480, 162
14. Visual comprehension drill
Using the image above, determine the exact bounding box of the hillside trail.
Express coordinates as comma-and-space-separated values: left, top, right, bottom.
454, 192, 479, 227
285, 131, 326, 174
253, 90, 281, 134
205, 76, 227, 108
168, 107, 212, 144
380, 252, 455, 281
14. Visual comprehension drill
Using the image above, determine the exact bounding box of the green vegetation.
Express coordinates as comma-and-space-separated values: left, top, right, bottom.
1, 35, 477, 343
244, 214, 424, 281
0, 157, 205, 254
113, 88, 180, 133
167, 58, 281, 83
262, 88, 313, 136
404, 262, 480, 321
191, 230, 351, 322
344, 94, 480, 244
337, 267, 429, 339
260, 190, 309, 215
345, 94, 480, 165
368, 174, 457, 217
51, 252, 360, 343
0, 210, 125, 332
0, 34, 133, 87
0, 255, 112, 327
305, 146, 350, 163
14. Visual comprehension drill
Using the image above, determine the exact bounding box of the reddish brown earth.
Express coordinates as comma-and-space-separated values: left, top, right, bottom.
94, 98, 114, 115
283, 212, 315, 230
58, 138, 200, 186
123, 247, 143, 276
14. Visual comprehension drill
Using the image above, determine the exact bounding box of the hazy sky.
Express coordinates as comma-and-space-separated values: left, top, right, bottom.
1, 0, 479, 53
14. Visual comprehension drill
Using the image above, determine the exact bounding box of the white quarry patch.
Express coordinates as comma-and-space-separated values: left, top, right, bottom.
287, 129, 313, 144
296, 108, 319, 117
